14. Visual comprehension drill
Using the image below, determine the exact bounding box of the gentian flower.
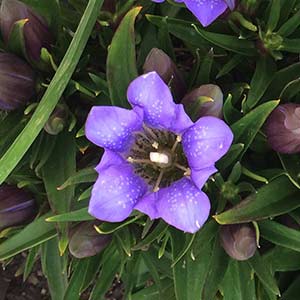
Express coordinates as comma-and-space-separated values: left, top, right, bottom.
265, 103, 300, 154
219, 223, 257, 261
85, 72, 233, 233
152, 0, 236, 27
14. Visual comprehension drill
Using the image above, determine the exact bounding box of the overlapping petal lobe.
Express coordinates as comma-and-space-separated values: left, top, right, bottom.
127, 71, 191, 133
156, 178, 210, 233
184, 0, 228, 26
85, 106, 142, 152
191, 165, 217, 189
89, 164, 147, 222
95, 150, 125, 173
134, 192, 158, 220
182, 116, 233, 169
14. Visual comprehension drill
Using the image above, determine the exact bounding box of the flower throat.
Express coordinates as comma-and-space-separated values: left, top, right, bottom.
127, 125, 190, 192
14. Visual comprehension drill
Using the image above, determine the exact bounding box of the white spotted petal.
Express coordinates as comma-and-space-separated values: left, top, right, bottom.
182, 116, 233, 170
89, 162, 147, 222
127, 71, 192, 133
85, 106, 142, 152
156, 178, 210, 233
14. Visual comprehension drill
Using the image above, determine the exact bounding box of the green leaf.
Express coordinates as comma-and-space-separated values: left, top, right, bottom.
132, 220, 168, 251
231, 100, 279, 157
267, 0, 281, 32
264, 246, 300, 272
57, 167, 97, 190
245, 57, 276, 110
191, 24, 256, 56
201, 238, 229, 300
264, 62, 300, 100
41, 237, 68, 300
42, 131, 76, 254
46, 207, 93, 222
214, 175, 300, 224
42, 131, 76, 214
63, 255, 101, 300
171, 230, 215, 300
0, 213, 56, 260
281, 38, 300, 53
281, 275, 300, 300
216, 55, 243, 79
279, 153, 300, 189
248, 252, 280, 296
147, 15, 256, 56
278, 9, 300, 37
259, 220, 300, 252
89, 244, 121, 300
221, 260, 256, 300
107, 6, 141, 107
0, 0, 104, 185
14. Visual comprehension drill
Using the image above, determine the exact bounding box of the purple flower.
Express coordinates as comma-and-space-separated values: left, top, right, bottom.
85, 72, 233, 233
152, 0, 235, 27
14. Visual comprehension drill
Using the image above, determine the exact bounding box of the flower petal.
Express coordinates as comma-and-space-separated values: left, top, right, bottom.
89, 163, 147, 222
85, 106, 142, 152
156, 178, 210, 233
95, 150, 125, 173
127, 72, 192, 133
182, 116, 233, 169
134, 192, 158, 220
191, 165, 217, 189
183, 0, 227, 26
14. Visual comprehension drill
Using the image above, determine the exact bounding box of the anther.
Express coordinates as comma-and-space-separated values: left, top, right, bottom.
152, 141, 159, 149
171, 135, 182, 152
184, 168, 191, 177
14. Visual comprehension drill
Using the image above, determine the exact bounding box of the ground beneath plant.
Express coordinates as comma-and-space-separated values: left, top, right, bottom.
0, 255, 123, 300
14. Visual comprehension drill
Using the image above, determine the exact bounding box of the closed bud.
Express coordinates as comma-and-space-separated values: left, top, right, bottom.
265, 103, 300, 154
181, 84, 223, 121
0, 185, 37, 230
219, 223, 257, 261
69, 222, 112, 258
0, 53, 35, 110
0, 0, 53, 62
143, 48, 186, 101
44, 105, 67, 135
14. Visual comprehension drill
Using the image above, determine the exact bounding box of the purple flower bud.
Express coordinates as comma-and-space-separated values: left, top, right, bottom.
0, 53, 35, 111
143, 48, 186, 101
0, 0, 53, 62
0, 184, 37, 230
69, 222, 112, 258
265, 103, 300, 154
219, 223, 257, 261
44, 105, 67, 135
181, 84, 223, 121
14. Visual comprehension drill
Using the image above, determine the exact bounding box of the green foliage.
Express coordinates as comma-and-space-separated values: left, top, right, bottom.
2, 0, 300, 299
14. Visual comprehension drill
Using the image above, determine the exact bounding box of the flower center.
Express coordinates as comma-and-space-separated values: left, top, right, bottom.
127, 125, 190, 192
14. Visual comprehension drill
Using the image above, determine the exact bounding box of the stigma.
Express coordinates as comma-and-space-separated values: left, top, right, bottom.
149, 151, 172, 168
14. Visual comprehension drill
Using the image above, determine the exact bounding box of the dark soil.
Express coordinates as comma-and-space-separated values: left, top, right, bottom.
0, 254, 49, 300
1, 255, 123, 300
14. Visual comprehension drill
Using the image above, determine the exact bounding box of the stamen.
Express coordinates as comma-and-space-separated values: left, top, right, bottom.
171, 135, 182, 152
174, 162, 189, 173
127, 157, 153, 165
143, 124, 159, 140
153, 170, 164, 192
